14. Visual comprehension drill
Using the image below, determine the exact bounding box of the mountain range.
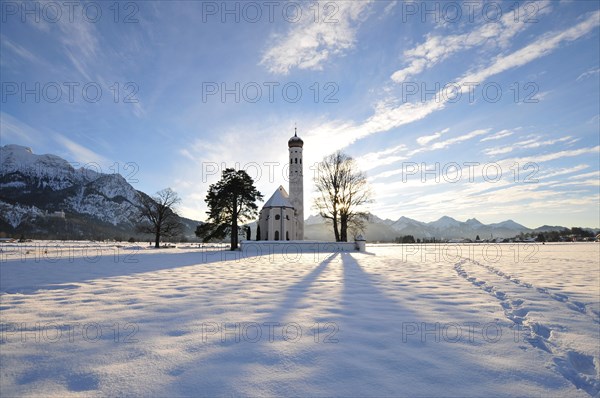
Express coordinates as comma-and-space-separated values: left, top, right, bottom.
1, 144, 590, 242
304, 214, 581, 242
0, 144, 200, 240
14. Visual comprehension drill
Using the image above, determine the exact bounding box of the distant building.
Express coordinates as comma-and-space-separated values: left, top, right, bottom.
45, 210, 65, 219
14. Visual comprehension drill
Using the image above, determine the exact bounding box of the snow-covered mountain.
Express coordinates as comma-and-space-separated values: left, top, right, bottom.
303, 213, 560, 242
0, 145, 199, 239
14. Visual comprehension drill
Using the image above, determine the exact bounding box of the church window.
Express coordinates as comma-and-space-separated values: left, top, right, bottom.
286, 231, 289, 240
274, 230, 280, 241
295, 158, 298, 163
300, 158, 302, 164
275, 214, 280, 220
286, 215, 290, 220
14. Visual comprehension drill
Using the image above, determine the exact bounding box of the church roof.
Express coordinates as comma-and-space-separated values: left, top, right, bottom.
263, 185, 294, 209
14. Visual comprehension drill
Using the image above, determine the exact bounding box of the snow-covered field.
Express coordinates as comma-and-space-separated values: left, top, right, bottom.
1, 242, 598, 397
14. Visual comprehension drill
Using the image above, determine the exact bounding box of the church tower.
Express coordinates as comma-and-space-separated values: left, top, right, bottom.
288, 128, 304, 240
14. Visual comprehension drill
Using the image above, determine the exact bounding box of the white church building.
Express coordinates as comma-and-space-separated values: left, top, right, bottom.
257, 130, 304, 241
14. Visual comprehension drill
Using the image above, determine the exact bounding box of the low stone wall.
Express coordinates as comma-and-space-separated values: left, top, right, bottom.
239, 240, 361, 256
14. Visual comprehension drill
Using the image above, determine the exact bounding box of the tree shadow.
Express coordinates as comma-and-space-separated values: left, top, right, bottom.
156, 253, 339, 396
263, 253, 339, 323
0, 248, 264, 294
315, 252, 463, 395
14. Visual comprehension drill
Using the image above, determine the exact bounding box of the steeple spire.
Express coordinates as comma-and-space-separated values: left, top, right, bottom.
288, 125, 303, 147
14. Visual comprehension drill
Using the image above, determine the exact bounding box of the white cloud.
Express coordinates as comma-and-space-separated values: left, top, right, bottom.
54, 17, 101, 82
480, 129, 514, 142
308, 11, 599, 157
484, 146, 514, 156
457, 11, 600, 88
429, 129, 489, 150
483, 135, 574, 156
416, 128, 449, 145
576, 67, 600, 81
390, 1, 553, 82
356, 144, 407, 171
538, 165, 589, 179
260, 2, 372, 74
382, 1, 398, 17
549, 179, 600, 188
54, 134, 108, 165
568, 170, 600, 180
391, 59, 427, 83
0, 112, 44, 145
510, 145, 600, 164
1, 36, 44, 65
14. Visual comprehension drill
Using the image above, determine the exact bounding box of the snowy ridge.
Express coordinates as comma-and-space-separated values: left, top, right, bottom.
1, 144, 99, 191
0, 144, 143, 234
306, 212, 542, 241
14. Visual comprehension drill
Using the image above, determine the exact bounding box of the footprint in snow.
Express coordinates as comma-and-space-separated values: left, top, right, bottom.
512, 308, 529, 317
529, 322, 551, 339
511, 299, 524, 307
567, 301, 586, 314
551, 293, 569, 302
567, 351, 598, 376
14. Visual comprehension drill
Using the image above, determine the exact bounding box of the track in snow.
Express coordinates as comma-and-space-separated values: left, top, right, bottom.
453, 258, 600, 397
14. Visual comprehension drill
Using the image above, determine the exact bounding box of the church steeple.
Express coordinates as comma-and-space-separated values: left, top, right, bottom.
288, 127, 304, 239
288, 127, 304, 148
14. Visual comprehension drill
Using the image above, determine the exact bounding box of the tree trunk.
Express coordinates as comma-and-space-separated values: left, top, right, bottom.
332, 212, 340, 242
155, 214, 162, 248
340, 214, 348, 242
231, 195, 238, 250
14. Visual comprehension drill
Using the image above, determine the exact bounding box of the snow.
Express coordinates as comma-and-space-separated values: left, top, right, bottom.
1, 242, 598, 396
489, 219, 528, 231
429, 215, 462, 229
0, 201, 45, 228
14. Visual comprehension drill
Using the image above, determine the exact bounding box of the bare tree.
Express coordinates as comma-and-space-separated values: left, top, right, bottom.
314, 151, 373, 242
137, 188, 183, 248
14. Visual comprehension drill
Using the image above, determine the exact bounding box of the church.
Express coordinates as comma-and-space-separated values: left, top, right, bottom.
257, 130, 304, 241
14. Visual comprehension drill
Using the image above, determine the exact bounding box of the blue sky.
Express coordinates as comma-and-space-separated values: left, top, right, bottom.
1, 0, 599, 228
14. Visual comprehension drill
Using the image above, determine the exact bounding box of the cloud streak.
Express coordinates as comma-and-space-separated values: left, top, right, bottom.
390, 1, 553, 82
261, 2, 372, 74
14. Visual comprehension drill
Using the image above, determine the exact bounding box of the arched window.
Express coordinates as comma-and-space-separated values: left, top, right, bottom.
275, 214, 280, 220
286, 215, 290, 220
295, 158, 297, 164
286, 231, 289, 240
274, 230, 280, 241
300, 158, 302, 164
